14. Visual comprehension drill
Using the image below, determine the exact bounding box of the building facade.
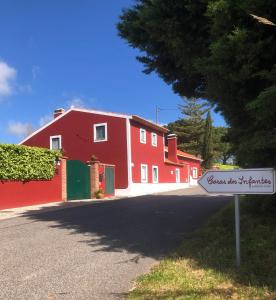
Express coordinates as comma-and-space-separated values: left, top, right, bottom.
21, 108, 202, 196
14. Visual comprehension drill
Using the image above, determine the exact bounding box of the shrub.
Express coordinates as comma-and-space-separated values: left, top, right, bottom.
0, 144, 61, 181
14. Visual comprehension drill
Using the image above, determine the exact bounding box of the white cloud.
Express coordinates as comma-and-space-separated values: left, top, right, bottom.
0, 61, 17, 98
39, 114, 53, 126
7, 121, 34, 137
66, 97, 86, 108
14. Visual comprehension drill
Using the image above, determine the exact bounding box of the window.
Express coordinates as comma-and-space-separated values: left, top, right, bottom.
50, 135, 62, 150
175, 168, 180, 183
141, 164, 148, 183
151, 133, 157, 147
152, 166, 158, 183
140, 128, 146, 144
94, 123, 107, 142
192, 167, 198, 178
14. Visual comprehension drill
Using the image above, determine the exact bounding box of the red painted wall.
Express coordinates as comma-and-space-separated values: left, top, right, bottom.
23, 111, 129, 189
130, 121, 189, 184
0, 165, 63, 210
178, 156, 201, 179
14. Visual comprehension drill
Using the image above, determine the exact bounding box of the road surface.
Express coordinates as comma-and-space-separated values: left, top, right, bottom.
0, 187, 231, 299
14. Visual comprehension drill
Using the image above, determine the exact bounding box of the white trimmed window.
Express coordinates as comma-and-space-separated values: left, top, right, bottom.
140, 128, 146, 144
94, 123, 107, 142
50, 135, 62, 150
141, 164, 148, 183
151, 133, 157, 147
175, 168, 180, 183
152, 166, 158, 183
192, 167, 198, 178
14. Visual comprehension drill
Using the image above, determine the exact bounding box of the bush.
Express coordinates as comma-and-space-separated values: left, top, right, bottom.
0, 144, 61, 181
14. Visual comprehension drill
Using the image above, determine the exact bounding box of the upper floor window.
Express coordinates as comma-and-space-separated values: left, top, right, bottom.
140, 128, 146, 144
94, 123, 107, 142
151, 133, 157, 147
50, 135, 62, 150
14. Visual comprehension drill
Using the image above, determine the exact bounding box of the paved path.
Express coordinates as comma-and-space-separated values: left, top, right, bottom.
0, 187, 231, 299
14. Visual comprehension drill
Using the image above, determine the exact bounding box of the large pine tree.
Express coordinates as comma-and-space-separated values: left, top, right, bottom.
166, 98, 208, 156
118, 0, 276, 168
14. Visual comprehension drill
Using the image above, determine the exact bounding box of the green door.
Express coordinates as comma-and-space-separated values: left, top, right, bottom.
67, 160, 91, 200
105, 166, 115, 195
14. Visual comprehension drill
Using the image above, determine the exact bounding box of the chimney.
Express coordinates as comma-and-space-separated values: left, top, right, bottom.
54, 108, 65, 119
167, 134, 178, 163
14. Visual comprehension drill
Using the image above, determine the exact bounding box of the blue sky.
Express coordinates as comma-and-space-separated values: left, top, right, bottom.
0, 0, 225, 144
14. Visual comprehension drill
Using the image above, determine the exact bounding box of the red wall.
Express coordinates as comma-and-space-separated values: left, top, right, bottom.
24, 111, 129, 189
178, 156, 201, 179
130, 121, 189, 184
0, 165, 63, 210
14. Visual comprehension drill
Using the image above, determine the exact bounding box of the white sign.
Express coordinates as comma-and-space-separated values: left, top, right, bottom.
198, 168, 275, 194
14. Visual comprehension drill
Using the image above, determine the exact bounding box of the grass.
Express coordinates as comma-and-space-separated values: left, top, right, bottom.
215, 164, 239, 170
128, 195, 276, 299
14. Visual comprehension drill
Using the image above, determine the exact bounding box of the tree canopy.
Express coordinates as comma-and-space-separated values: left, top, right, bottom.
166, 98, 207, 156
212, 127, 233, 164
167, 99, 231, 165
118, 0, 276, 167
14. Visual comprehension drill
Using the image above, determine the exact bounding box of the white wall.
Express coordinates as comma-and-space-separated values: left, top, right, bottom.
189, 176, 198, 186
115, 182, 190, 197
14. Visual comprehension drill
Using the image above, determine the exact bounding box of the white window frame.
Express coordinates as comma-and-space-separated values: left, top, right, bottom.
141, 164, 148, 183
175, 168, 180, 183
140, 128, 146, 144
151, 132, 157, 147
152, 166, 159, 183
94, 123, 108, 142
192, 167, 198, 178
50, 135, 62, 150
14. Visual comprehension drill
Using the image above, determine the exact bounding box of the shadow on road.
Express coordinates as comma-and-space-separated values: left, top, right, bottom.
22, 193, 231, 261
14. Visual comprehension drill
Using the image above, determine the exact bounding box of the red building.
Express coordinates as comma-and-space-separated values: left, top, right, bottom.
20, 108, 202, 196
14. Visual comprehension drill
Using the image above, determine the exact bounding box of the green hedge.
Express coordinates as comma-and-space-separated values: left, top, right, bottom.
0, 144, 61, 181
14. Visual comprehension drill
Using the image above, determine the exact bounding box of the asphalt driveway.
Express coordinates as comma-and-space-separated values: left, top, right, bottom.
0, 187, 231, 299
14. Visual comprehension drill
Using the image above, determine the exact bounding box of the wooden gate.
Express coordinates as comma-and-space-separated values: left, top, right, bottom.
104, 165, 115, 195
67, 160, 91, 200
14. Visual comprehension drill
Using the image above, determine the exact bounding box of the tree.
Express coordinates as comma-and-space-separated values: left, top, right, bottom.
212, 127, 233, 164
202, 111, 213, 169
118, 0, 276, 168
166, 98, 208, 156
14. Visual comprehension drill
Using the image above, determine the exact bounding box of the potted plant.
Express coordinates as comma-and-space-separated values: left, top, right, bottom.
94, 188, 104, 199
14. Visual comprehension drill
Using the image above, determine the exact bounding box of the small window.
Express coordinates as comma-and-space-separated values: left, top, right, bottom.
151, 133, 157, 147
141, 164, 148, 183
50, 135, 62, 150
140, 128, 146, 144
94, 123, 107, 142
192, 167, 198, 178
175, 168, 180, 183
152, 166, 158, 183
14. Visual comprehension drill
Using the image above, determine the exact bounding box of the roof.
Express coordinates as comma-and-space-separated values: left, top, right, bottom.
132, 115, 168, 133
19, 107, 168, 144
164, 146, 203, 162
164, 158, 185, 167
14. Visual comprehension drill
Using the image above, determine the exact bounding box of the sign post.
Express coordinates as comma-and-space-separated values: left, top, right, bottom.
234, 194, 240, 267
198, 168, 275, 267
